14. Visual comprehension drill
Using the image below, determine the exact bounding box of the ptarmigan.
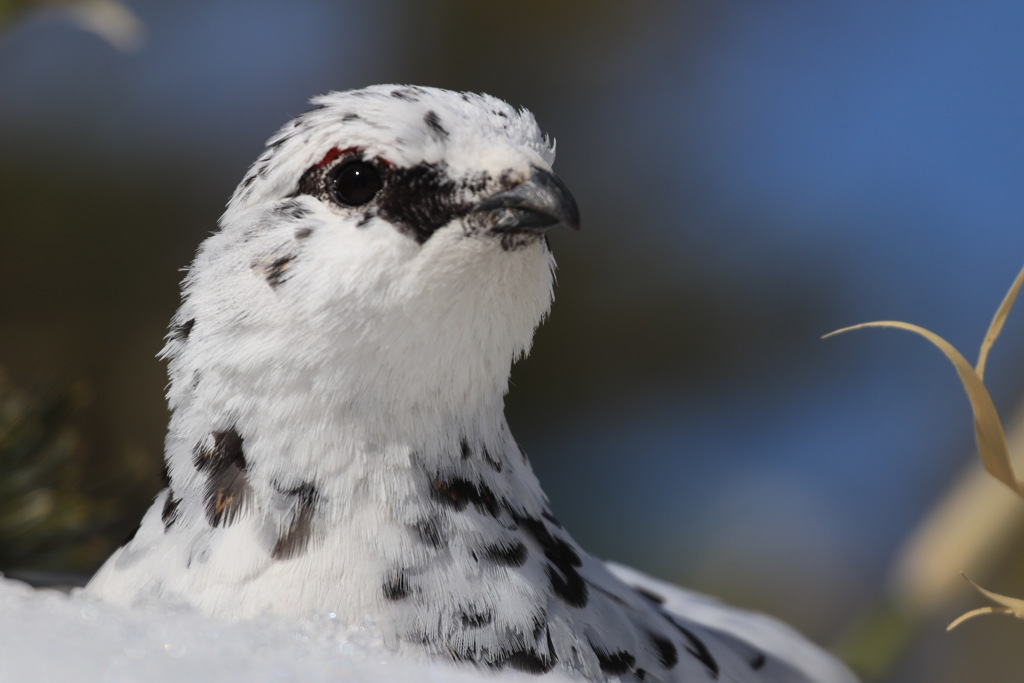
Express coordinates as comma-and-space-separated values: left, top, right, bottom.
87, 85, 858, 683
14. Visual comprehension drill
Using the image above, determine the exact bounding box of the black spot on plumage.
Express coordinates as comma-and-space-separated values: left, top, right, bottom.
356, 212, 376, 228
702, 625, 767, 674
273, 200, 311, 221
528, 614, 548, 641
193, 429, 246, 473
519, 516, 580, 571
171, 318, 195, 342
482, 446, 503, 472
194, 428, 251, 528
270, 481, 320, 560
633, 584, 666, 605
516, 514, 588, 608
241, 160, 270, 188
489, 629, 557, 674
390, 88, 419, 101
383, 570, 409, 600
159, 464, 171, 488
424, 110, 449, 140
341, 112, 361, 122
479, 539, 528, 567
257, 253, 297, 288
275, 481, 318, 503
648, 631, 679, 669
589, 642, 636, 676
458, 608, 493, 629
161, 490, 181, 531
267, 132, 293, 151
541, 510, 562, 528
670, 622, 720, 679
457, 439, 503, 472
493, 649, 556, 675
545, 564, 589, 608
412, 517, 447, 549
295, 226, 313, 239
430, 477, 500, 517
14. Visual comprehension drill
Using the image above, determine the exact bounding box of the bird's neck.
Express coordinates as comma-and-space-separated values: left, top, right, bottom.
161, 359, 556, 617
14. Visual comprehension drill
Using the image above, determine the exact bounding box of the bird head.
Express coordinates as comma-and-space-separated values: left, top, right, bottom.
165, 85, 579, 424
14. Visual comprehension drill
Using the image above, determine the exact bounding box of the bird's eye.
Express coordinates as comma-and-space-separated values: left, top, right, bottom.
328, 161, 383, 206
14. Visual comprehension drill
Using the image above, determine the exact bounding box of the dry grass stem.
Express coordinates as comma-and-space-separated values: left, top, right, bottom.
825, 263, 1024, 629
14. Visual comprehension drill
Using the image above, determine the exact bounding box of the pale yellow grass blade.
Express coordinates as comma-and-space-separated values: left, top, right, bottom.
977, 265, 1024, 380
823, 321, 1021, 497
947, 574, 1024, 630
947, 606, 1013, 630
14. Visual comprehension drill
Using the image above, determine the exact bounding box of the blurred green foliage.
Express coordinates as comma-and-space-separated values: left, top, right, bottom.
0, 370, 117, 576
0, 0, 31, 27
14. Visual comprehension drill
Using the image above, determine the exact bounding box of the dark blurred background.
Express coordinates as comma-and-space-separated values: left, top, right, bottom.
3, 1, 1024, 681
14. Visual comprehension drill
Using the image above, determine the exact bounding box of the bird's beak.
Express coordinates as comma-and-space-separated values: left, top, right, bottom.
471, 166, 581, 233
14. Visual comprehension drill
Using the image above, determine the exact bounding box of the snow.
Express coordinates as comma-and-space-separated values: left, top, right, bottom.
0, 577, 576, 683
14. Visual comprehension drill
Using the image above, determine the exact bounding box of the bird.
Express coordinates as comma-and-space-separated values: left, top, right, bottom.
85, 84, 858, 683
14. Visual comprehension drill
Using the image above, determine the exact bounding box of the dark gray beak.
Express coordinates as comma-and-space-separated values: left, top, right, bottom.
472, 166, 581, 233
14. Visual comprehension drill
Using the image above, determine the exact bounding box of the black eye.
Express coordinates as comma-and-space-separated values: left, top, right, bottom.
328, 161, 383, 206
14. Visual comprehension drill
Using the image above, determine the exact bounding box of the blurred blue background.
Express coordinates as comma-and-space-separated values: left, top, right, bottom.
3, 1, 1024, 680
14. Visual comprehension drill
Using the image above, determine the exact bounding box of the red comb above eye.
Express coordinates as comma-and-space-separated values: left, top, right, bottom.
313, 146, 359, 168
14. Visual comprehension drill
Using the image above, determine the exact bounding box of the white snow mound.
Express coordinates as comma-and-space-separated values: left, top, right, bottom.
0, 577, 578, 682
